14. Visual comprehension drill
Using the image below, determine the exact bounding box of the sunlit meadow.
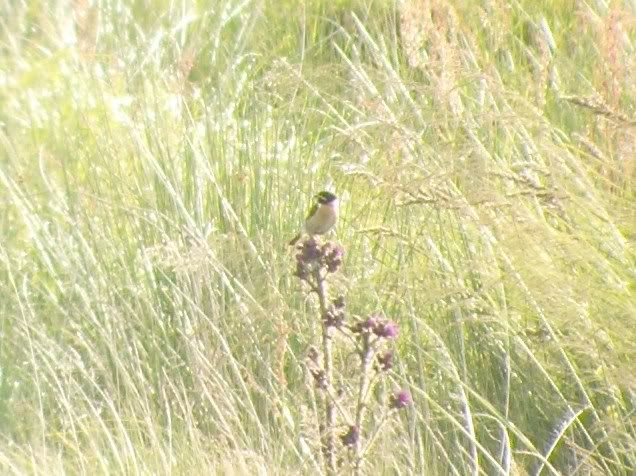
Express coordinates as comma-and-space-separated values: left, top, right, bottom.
1, 0, 635, 474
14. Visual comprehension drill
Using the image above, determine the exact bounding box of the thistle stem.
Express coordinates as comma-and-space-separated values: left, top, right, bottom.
353, 334, 374, 474
314, 267, 336, 475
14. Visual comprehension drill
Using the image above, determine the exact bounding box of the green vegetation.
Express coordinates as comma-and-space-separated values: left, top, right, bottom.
1, 0, 634, 473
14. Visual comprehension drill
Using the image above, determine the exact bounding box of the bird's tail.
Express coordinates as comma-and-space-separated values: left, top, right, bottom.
288, 234, 301, 246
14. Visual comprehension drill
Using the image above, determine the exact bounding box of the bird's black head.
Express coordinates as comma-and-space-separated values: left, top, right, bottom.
316, 191, 338, 204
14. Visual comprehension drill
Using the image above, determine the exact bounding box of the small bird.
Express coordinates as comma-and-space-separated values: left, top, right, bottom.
289, 191, 339, 246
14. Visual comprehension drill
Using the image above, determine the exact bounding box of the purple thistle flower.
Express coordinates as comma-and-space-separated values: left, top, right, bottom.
323, 307, 344, 328
294, 261, 309, 281
377, 350, 394, 371
340, 425, 359, 447
353, 315, 378, 334
390, 390, 412, 410
323, 243, 344, 273
374, 320, 399, 339
297, 238, 322, 264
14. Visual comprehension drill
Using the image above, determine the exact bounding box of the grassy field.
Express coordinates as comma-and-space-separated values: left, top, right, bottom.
1, 0, 635, 474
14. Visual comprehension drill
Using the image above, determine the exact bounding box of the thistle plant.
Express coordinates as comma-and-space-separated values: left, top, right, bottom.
293, 237, 411, 475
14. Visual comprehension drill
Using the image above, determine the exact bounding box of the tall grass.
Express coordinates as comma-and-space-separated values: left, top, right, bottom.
1, 0, 634, 474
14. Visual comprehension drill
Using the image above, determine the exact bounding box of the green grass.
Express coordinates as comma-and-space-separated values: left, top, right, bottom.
1, 0, 635, 474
